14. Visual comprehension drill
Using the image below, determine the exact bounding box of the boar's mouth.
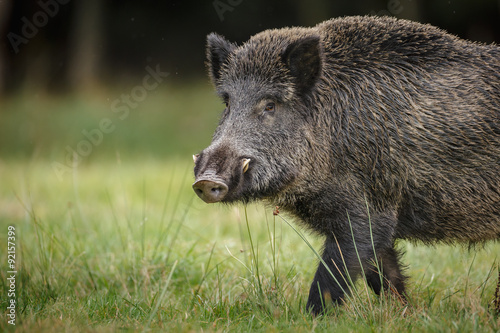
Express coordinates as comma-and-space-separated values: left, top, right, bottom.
193, 155, 252, 203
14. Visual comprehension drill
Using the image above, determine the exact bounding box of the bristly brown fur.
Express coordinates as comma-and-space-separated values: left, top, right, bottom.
195, 15, 500, 315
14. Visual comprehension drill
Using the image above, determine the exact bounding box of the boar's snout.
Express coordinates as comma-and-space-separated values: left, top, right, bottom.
192, 179, 229, 203
193, 145, 252, 203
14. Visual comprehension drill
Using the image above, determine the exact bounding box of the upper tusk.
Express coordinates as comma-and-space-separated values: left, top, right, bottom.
193, 154, 200, 163
242, 158, 251, 173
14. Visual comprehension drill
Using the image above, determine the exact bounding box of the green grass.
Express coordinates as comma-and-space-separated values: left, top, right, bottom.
0, 87, 499, 331
1, 158, 499, 332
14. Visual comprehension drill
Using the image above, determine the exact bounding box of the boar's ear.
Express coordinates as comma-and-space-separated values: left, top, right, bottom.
206, 33, 237, 83
282, 36, 322, 96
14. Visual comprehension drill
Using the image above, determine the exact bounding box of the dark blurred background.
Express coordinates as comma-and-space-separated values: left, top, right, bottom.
1, 0, 499, 94
0, 0, 499, 162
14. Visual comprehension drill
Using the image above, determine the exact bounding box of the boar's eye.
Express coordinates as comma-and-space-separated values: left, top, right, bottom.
222, 93, 229, 108
264, 102, 275, 113
259, 102, 276, 120
221, 99, 230, 118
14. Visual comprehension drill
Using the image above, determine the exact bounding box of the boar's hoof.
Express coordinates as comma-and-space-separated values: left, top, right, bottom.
192, 179, 228, 203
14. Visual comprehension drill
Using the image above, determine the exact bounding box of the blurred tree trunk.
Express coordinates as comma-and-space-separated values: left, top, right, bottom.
0, 0, 12, 96
67, 0, 104, 92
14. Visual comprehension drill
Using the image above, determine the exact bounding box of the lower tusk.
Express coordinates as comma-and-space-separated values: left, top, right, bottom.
193, 154, 200, 163
242, 158, 251, 173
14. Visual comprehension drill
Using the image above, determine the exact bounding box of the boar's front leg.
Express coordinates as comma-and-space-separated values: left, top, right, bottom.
364, 246, 407, 300
306, 213, 402, 315
306, 234, 365, 315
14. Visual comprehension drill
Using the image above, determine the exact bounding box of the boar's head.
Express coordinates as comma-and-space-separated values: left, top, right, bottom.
193, 30, 324, 204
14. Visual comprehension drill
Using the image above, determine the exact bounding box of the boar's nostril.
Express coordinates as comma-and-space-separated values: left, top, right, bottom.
192, 179, 229, 203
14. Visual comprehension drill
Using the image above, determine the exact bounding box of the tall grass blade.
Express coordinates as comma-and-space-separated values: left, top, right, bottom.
346, 210, 373, 314
145, 260, 178, 330
244, 205, 263, 297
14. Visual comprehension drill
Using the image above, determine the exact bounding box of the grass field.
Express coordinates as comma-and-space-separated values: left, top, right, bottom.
1, 85, 499, 332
